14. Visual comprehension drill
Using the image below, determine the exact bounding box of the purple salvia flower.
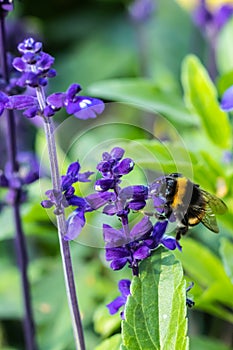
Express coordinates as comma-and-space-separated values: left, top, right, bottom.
0, 91, 9, 115
12, 38, 56, 88
95, 147, 134, 194
214, 4, 233, 31
47, 83, 105, 120
145, 221, 182, 251
64, 209, 86, 241
0, 0, 13, 12
192, 0, 233, 34
42, 161, 94, 238
85, 192, 116, 210
128, 0, 156, 23
61, 161, 94, 197
104, 217, 153, 272
41, 189, 69, 215
222, 150, 233, 164
104, 218, 181, 274
220, 85, 233, 111
106, 279, 131, 319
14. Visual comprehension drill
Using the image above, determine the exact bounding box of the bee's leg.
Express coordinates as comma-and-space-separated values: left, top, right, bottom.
175, 213, 189, 240
176, 225, 188, 240
154, 212, 167, 220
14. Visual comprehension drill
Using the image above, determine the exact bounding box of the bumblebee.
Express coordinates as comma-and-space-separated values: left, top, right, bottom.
150, 173, 227, 240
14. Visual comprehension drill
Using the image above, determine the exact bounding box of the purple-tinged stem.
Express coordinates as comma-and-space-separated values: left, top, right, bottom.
0, 10, 37, 350
35, 85, 86, 350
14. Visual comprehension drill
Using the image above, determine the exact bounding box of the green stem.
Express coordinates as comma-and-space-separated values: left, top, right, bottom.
37, 87, 86, 350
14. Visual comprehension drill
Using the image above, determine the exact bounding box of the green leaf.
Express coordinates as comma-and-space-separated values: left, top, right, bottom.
122, 248, 188, 350
88, 78, 196, 126
181, 55, 232, 149
190, 335, 232, 350
123, 139, 196, 176
95, 334, 122, 350
0, 265, 22, 319
216, 17, 233, 74
174, 238, 229, 287
220, 238, 233, 283
93, 304, 120, 338
174, 238, 233, 323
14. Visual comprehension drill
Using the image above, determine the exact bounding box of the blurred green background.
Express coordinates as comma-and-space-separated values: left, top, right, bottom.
0, 0, 233, 349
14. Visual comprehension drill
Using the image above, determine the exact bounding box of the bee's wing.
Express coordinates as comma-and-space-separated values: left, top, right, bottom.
201, 190, 228, 215
199, 190, 227, 233
201, 206, 219, 233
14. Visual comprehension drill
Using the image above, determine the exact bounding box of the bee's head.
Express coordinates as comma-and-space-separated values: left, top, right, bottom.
150, 175, 177, 200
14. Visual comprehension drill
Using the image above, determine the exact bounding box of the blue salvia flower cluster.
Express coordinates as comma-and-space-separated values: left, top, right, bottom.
41, 161, 94, 240
0, 37, 105, 214
57, 147, 182, 317
0, 151, 40, 206
0, 37, 105, 119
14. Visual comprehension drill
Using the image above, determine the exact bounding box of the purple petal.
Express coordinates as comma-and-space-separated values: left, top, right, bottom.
64, 186, 75, 199
37, 53, 54, 71
78, 171, 94, 182
110, 258, 128, 270
119, 185, 148, 201
0, 172, 8, 187
85, 192, 115, 210
47, 92, 66, 109
22, 52, 35, 64
97, 160, 112, 174
23, 106, 40, 118
44, 105, 56, 117
0, 92, 9, 116
66, 83, 82, 99
221, 85, 233, 111
192, 2, 212, 28
6, 95, 37, 110
17, 71, 39, 88
41, 200, 54, 208
152, 220, 168, 244
95, 178, 115, 192
61, 175, 73, 191
67, 161, 80, 177
118, 279, 131, 298
12, 57, 27, 72
23, 169, 39, 184
0, 1, 14, 12
0, 91, 9, 103
113, 158, 134, 175
110, 147, 125, 160
106, 296, 125, 315
103, 224, 126, 247
133, 245, 150, 260
47, 69, 57, 78
128, 0, 156, 22
105, 247, 129, 261
103, 203, 118, 215
72, 98, 105, 120
214, 5, 233, 31
64, 210, 85, 241
153, 196, 165, 213
18, 38, 42, 54
0, 105, 4, 116
68, 196, 86, 208
130, 216, 153, 240
128, 200, 146, 210
161, 236, 179, 251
